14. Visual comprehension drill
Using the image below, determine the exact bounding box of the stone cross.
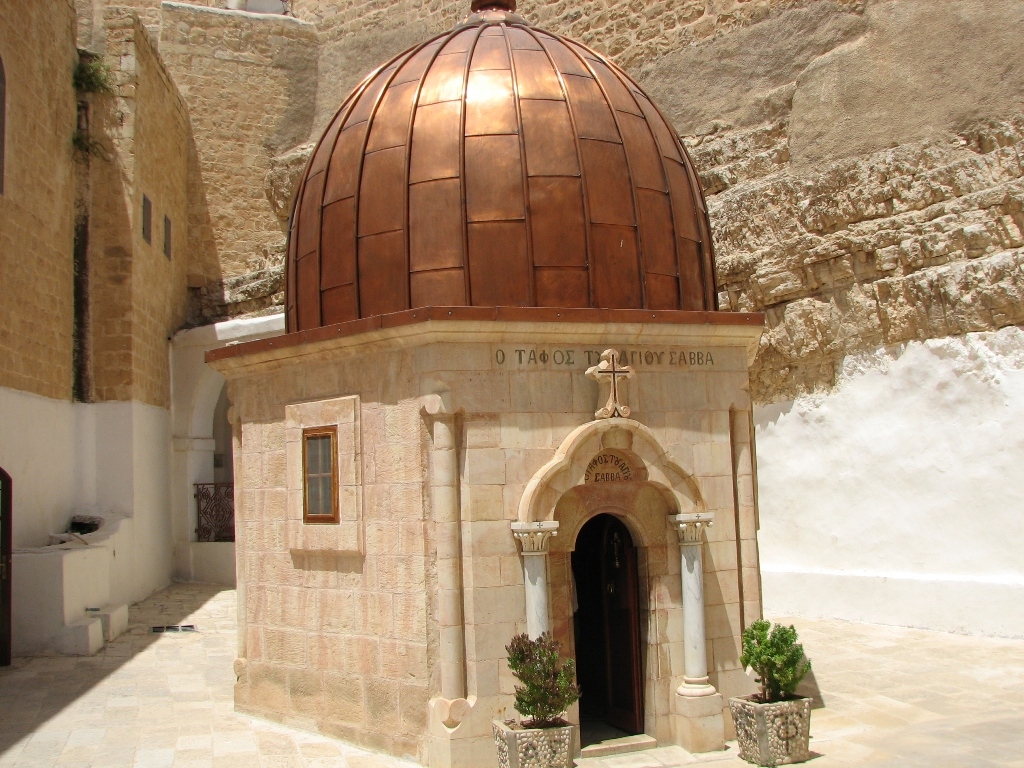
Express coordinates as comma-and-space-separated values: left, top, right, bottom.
586, 349, 635, 419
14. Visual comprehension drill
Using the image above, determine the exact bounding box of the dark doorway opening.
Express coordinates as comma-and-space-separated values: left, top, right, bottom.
572, 513, 643, 746
1, 466, 11, 666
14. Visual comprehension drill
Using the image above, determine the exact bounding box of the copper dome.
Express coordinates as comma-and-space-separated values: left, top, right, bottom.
285, 2, 718, 333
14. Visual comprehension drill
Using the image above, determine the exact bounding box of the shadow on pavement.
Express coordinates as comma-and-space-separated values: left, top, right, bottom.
0, 583, 231, 758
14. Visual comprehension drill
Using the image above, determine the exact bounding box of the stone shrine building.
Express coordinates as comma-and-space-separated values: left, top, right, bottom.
209, 1, 764, 764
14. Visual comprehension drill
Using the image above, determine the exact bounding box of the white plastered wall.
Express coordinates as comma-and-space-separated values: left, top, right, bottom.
1, 390, 176, 653
0, 387, 77, 548
169, 313, 284, 585
755, 326, 1024, 638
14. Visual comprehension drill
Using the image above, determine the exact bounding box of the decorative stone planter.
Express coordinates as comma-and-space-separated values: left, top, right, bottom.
493, 720, 574, 768
729, 696, 812, 766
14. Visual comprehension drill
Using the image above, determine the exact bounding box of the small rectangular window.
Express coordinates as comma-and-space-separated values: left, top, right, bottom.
0, 56, 6, 195
163, 215, 171, 258
303, 426, 339, 524
142, 195, 152, 244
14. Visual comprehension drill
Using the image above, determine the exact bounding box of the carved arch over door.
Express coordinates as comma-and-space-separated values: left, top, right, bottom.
516, 417, 705, 525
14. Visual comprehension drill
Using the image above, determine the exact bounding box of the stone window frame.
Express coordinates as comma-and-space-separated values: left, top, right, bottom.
163, 214, 171, 259
301, 425, 339, 525
285, 395, 362, 553
142, 194, 152, 243
0, 55, 6, 195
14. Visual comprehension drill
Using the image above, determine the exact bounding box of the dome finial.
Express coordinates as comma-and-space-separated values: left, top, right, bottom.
470, 0, 517, 11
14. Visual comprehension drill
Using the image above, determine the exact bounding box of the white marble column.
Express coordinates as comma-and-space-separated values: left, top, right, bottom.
671, 511, 725, 753
423, 396, 467, 706
673, 512, 717, 696
511, 521, 559, 639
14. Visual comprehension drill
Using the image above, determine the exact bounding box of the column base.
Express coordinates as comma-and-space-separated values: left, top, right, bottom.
674, 691, 725, 753
677, 677, 717, 698
428, 696, 499, 768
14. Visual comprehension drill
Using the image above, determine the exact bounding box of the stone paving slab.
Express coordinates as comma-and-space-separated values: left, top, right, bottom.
579, 616, 1024, 768
0, 585, 418, 768
2, 584, 1023, 768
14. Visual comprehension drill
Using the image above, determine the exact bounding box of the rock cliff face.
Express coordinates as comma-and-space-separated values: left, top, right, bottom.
694, 116, 1024, 402
229, 0, 1024, 405
653, 0, 1024, 402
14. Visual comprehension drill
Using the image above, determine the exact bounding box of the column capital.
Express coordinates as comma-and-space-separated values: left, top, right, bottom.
421, 392, 456, 419
511, 520, 559, 554
673, 512, 714, 546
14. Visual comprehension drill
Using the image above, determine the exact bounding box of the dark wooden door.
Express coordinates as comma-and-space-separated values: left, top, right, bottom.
1, 466, 11, 666
600, 516, 643, 733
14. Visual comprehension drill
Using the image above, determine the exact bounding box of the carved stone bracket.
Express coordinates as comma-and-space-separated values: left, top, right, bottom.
511, 520, 559, 555
673, 512, 714, 546
431, 696, 473, 731
586, 349, 635, 419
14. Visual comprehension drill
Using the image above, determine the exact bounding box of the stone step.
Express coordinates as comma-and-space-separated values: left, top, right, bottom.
54, 617, 104, 656
579, 733, 658, 759
575, 745, 702, 767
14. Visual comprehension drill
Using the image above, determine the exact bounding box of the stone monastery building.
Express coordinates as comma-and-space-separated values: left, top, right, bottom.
2, 0, 1024, 765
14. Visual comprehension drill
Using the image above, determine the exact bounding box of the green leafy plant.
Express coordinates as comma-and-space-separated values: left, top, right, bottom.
506, 632, 581, 728
740, 620, 812, 703
72, 130, 107, 159
74, 55, 115, 95
72, 129, 101, 156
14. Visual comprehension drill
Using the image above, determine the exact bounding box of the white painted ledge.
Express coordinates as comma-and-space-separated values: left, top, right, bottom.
762, 568, 1024, 638
171, 312, 285, 349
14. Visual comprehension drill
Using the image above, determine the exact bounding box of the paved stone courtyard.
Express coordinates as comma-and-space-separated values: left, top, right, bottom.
1, 583, 1022, 768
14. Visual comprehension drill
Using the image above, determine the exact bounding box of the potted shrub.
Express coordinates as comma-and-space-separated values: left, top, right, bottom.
493, 632, 581, 768
729, 620, 813, 766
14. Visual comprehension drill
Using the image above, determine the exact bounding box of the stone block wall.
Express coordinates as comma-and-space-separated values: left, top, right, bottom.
158, 2, 318, 284
231, 349, 433, 760
442, 336, 759, 748
83, 15, 191, 406
298, 0, 863, 140
217, 324, 761, 762
0, 0, 79, 401
130, 18, 192, 406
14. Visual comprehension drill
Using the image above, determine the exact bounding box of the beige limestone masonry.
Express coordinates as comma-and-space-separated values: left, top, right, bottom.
159, 2, 318, 283
130, 19, 191, 406
211, 319, 762, 766
0, 1, 79, 401
296, 0, 863, 135
83, 15, 191, 406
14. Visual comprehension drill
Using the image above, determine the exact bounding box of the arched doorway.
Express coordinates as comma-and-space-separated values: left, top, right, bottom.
194, 382, 235, 543
572, 513, 643, 744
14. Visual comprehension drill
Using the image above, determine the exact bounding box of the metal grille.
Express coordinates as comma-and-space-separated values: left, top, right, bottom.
194, 483, 235, 542
151, 625, 197, 633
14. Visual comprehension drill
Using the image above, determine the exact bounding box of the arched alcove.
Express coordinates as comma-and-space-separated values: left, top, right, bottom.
517, 418, 706, 743
189, 366, 227, 438
517, 417, 705, 525
211, 384, 233, 485
172, 364, 236, 583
